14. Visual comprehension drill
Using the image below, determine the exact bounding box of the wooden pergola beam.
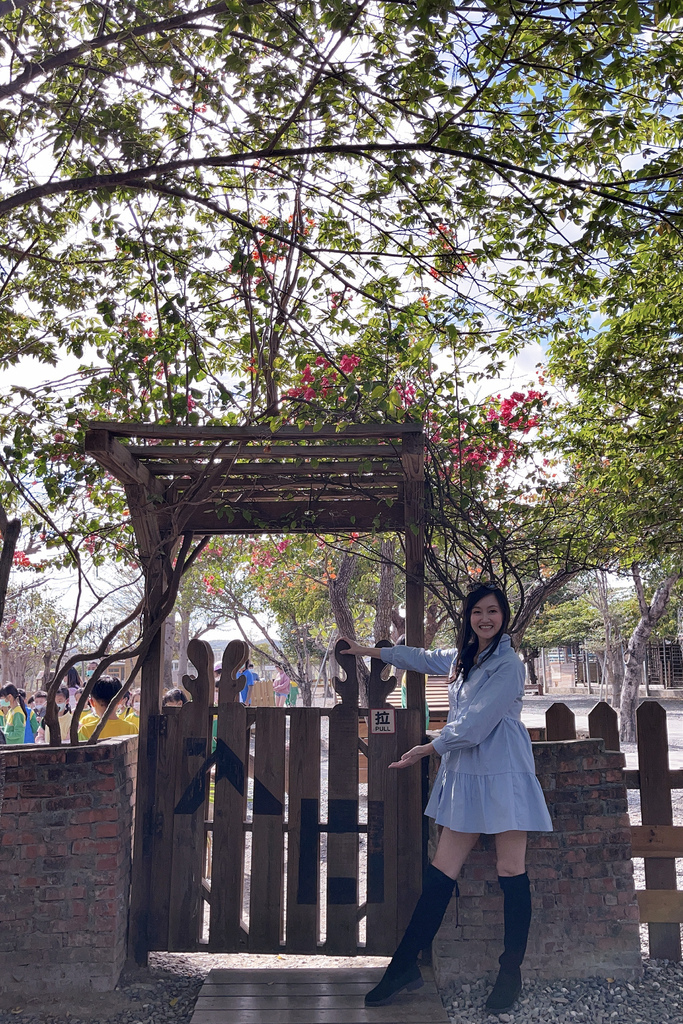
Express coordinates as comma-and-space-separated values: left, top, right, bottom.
128, 444, 402, 459
174, 501, 404, 534
145, 461, 403, 478
85, 429, 165, 496
88, 421, 422, 440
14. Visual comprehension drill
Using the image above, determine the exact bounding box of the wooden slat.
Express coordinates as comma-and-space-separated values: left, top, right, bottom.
396, 709, 424, 938
180, 503, 404, 535
249, 708, 286, 950
201, 969, 384, 983
625, 769, 683, 789
193, 1000, 446, 1020
199, 984, 379, 996
146, 710, 181, 949
191, 1012, 442, 1024
194, 995, 445, 1012
286, 708, 321, 952
637, 889, 683, 923
209, 701, 249, 950
632, 825, 683, 858
148, 461, 403, 478
326, 704, 360, 954
130, 444, 402, 459
90, 421, 422, 440
545, 702, 576, 741
174, 486, 400, 501
588, 700, 620, 751
168, 641, 212, 951
637, 700, 681, 960
365, 712, 398, 953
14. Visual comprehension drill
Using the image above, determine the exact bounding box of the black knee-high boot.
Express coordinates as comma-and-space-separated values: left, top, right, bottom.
365, 864, 457, 1007
485, 872, 532, 1012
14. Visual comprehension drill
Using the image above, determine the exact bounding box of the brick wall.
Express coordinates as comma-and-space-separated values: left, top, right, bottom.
0, 737, 137, 994
430, 738, 642, 992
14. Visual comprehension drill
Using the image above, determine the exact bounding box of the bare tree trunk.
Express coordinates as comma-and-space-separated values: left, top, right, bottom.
178, 607, 190, 680
301, 624, 312, 707
163, 616, 175, 688
391, 604, 405, 642
0, 505, 21, 630
374, 540, 395, 644
609, 643, 624, 707
328, 552, 368, 705
521, 647, 540, 694
42, 651, 52, 690
425, 601, 447, 648
509, 568, 581, 648
620, 567, 679, 742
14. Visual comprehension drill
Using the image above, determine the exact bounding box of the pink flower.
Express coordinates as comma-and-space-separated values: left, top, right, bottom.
304, 387, 316, 400
340, 354, 360, 374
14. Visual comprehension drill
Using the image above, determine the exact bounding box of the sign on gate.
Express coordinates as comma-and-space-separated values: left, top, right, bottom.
370, 708, 396, 734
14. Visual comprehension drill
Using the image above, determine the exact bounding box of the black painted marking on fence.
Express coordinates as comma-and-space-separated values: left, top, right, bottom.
175, 738, 245, 815
296, 797, 382, 906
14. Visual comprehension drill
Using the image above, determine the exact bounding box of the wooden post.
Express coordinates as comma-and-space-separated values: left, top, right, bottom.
127, 484, 168, 966
545, 702, 576, 741
588, 700, 620, 751
637, 701, 681, 960
402, 429, 425, 714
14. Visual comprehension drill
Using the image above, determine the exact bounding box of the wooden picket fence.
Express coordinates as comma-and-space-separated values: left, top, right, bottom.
545, 699, 683, 960
142, 638, 424, 955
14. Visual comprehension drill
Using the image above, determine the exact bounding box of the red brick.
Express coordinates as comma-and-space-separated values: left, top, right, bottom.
95, 823, 119, 839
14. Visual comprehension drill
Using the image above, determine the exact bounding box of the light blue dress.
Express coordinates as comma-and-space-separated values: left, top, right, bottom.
381, 635, 552, 834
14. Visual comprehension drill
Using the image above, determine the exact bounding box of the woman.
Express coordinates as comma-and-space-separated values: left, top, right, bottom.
0, 683, 38, 744
342, 583, 552, 1013
273, 668, 290, 708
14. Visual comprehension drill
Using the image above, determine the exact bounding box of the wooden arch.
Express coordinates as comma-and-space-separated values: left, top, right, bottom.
85, 420, 426, 963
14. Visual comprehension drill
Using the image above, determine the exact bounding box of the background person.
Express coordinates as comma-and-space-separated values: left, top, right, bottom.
237, 661, 255, 705
273, 668, 290, 707
78, 676, 139, 741
342, 583, 552, 1014
162, 688, 189, 708
0, 683, 37, 743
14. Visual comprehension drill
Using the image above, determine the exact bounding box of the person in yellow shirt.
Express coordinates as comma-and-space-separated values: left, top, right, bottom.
78, 676, 139, 742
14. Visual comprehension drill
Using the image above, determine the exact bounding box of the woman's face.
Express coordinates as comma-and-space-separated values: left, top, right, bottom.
470, 594, 504, 646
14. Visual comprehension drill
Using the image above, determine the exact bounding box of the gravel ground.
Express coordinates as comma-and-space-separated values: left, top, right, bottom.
445, 959, 683, 1023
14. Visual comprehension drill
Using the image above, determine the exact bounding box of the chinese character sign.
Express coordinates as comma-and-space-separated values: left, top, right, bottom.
370, 708, 396, 734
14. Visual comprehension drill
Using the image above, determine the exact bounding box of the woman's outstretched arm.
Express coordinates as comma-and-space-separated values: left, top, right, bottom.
340, 637, 456, 676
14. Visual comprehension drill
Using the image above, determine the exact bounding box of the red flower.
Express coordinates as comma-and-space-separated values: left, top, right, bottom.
339, 354, 360, 374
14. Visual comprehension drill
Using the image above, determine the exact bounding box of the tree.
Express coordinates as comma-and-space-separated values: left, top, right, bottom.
6, 1, 683, 738
620, 568, 680, 742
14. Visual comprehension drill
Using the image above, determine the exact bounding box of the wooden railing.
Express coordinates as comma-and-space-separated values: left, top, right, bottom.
544, 699, 682, 960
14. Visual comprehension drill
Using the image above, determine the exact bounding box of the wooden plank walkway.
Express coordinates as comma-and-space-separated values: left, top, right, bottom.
190, 968, 449, 1024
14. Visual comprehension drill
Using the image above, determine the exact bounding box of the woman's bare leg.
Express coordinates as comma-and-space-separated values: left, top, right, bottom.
432, 827, 480, 879
494, 830, 527, 875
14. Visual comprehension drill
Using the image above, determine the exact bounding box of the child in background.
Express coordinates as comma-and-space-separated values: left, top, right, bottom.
0, 684, 38, 743
78, 676, 139, 741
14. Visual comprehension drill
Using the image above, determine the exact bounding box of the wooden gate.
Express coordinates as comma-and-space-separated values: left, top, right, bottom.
144, 638, 425, 955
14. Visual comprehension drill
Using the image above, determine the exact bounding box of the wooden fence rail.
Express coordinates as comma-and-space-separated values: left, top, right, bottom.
545, 699, 682, 960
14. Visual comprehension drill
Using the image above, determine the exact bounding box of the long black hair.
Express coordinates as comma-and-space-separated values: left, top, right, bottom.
453, 584, 511, 681
1, 683, 28, 717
